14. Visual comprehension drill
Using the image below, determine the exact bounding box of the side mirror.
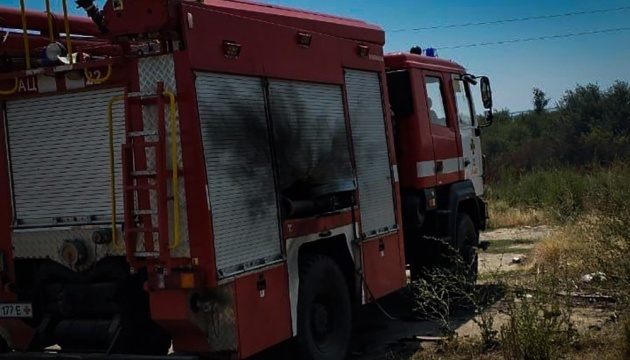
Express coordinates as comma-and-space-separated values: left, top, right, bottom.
463, 74, 478, 85
480, 76, 493, 109
478, 110, 494, 129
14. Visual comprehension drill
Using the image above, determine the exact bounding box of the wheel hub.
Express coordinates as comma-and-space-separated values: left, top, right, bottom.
311, 296, 334, 342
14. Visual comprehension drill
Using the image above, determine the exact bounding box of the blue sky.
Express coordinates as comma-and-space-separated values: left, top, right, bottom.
261, 0, 630, 112
3, 0, 629, 111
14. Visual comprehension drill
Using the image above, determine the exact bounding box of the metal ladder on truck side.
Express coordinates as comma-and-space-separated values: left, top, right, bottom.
108, 81, 181, 274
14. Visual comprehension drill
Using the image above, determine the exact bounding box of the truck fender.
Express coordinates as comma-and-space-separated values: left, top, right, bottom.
447, 180, 479, 241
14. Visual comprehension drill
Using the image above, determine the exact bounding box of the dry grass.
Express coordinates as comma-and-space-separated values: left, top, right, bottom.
408, 213, 630, 360
531, 216, 630, 359
533, 225, 589, 277
533, 214, 630, 303
408, 320, 628, 360
408, 165, 630, 360
488, 201, 547, 229
408, 338, 501, 360
566, 322, 628, 360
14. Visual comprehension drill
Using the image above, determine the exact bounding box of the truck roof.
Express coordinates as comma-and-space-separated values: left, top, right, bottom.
198, 0, 385, 45
384, 52, 466, 73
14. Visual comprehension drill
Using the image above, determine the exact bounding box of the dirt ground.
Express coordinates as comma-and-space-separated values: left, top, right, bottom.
478, 225, 550, 274
348, 225, 620, 360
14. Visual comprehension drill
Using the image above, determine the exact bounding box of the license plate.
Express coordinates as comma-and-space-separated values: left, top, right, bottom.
0, 303, 33, 318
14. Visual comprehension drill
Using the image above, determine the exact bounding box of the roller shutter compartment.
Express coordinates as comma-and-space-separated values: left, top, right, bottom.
344, 69, 397, 238
195, 72, 282, 277
5, 87, 125, 226
267, 79, 354, 196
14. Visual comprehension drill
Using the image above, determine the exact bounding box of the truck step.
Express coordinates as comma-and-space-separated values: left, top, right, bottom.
131, 170, 157, 177
132, 209, 157, 215
124, 184, 158, 191
129, 141, 160, 149
125, 227, 159, 233
128, 130, 158, 137
134, 251, 161, 258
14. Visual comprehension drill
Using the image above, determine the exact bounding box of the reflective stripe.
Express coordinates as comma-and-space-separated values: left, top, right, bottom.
416, 161, 435, 178
37, 74, 57, 93
392, 165, 399, 182
442, 157, 462, 175
416, 157, 464, 178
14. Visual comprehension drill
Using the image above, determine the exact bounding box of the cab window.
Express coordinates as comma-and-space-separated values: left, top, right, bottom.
452, 75, 475, 127
386, 70, 414, 118
424, 76, 448, 127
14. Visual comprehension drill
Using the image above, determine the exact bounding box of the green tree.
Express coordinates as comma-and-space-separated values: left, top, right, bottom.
482, 81, 630, 181
533, 87, 550, 114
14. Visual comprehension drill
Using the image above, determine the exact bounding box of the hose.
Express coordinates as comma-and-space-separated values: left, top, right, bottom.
75, 0, 108, 34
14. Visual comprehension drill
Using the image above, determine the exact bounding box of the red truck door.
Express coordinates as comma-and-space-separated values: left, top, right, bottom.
422, 71, 462, 186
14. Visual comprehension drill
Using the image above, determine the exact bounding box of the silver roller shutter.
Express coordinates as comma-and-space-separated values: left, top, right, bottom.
195, 72, 282, 277
344, 69, 397, 238
268, 80, 353, 192
5, 87, 125, 226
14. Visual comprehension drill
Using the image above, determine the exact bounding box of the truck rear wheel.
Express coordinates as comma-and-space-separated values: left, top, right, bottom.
457, 213, 479, 284
297, 255, 352, 360
0, 337, 9, 353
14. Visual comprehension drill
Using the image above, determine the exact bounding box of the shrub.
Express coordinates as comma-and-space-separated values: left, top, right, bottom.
500, 267, 576, 360
487, 162, 630, 225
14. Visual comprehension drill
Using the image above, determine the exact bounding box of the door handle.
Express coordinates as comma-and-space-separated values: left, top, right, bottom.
435, 161, 444, 173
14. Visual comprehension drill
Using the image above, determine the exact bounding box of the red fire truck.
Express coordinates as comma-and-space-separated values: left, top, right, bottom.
0, 0, 493, 359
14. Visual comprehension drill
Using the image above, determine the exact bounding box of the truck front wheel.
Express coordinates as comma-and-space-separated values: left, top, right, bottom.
297, 255, 352, 360
457, 213, 479, 284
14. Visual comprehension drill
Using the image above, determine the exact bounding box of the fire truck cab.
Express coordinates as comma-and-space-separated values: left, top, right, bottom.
385, 51, 492, 278
0, 1, 493, 359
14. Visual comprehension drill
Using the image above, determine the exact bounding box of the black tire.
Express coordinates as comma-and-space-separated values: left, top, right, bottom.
112, 320, 171, 355
456, 213, 479, 285
297, 255, 352, 360
0, 337, 10, 353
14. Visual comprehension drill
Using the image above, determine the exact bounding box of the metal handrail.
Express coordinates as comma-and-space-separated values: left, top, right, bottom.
163, 91, 180, 250
85, 64, 113, 84
45, 0, 54, 43
19, 0, 30, 69
61, 0, 73, 64
0, 79, 18, 95
108, 95, 126, 250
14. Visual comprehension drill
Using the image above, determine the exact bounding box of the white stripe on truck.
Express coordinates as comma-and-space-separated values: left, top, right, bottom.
416, 157, 463, 178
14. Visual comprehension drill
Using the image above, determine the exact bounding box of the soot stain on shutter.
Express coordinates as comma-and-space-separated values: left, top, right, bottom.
269, 83, 354, 202
201, 83, 276, 221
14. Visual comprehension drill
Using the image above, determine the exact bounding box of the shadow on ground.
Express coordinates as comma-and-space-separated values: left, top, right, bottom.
249, 284, 505, 360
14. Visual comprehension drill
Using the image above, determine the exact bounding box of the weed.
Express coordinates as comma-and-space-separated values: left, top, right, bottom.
483, 238, 536, 254
487, 162, 630, 225
488, 201, 547, 229
499, 266, 577, 360
624, 315, 630, 359
411, 239, 506, 348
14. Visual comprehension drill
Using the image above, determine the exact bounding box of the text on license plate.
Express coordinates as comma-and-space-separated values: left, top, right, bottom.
0, 303, 33, 318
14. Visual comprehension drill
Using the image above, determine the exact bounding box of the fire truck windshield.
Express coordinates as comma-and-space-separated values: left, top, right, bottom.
453, 77, 475, 126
